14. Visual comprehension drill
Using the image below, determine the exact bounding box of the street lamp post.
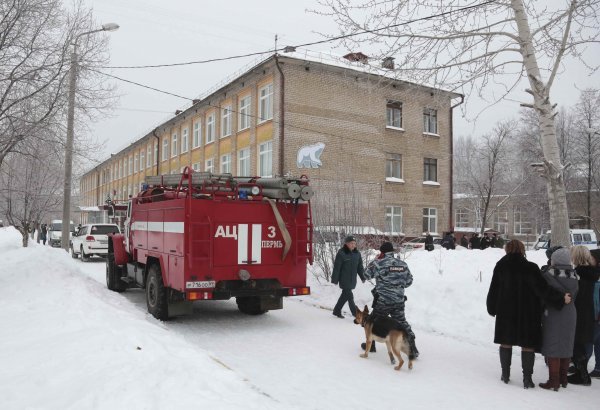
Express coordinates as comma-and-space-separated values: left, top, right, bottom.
61, 23, 119, 251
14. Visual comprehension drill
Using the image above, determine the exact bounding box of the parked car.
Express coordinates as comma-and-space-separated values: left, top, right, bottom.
400, 236, 442, 250
47, 220, 76, 247
70, 223, 120, 261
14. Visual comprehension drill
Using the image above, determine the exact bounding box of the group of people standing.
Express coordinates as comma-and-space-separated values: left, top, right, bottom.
330, 236, 419, 357
467, 232, 504, 250
487, 240, 600, 390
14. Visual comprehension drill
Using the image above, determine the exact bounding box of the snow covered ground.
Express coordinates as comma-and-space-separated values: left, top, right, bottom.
1, 226, 597, 409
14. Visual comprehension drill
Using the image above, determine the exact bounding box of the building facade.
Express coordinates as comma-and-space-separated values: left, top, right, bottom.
80, 53, 461, 237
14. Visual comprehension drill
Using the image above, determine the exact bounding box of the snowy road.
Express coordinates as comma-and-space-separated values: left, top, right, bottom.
76, 259, 599, 410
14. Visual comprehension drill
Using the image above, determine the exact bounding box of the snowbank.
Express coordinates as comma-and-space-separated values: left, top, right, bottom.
0, 227, 278, 409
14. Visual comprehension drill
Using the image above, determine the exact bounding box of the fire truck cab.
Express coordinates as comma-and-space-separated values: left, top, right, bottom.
106, 168, 313, 320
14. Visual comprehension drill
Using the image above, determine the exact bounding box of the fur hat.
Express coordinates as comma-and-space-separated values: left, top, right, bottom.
380, 241, 394, 253
344, 235, 356, 243
551, 247, 572, 267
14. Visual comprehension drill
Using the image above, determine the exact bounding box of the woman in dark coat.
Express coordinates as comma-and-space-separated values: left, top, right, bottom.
567, 246, 600, 385
331, 236, 365, 318
539, 248, 579, 391
487, 240, 568, 389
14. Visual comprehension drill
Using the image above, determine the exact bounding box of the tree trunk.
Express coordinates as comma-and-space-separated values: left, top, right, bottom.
512, 0, 571, 246
19, 228, 29, 248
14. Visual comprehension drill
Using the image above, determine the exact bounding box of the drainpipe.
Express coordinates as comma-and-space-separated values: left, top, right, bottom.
153, 127, 160, 176
449, 94, 464, 233
274, 54, 285, 176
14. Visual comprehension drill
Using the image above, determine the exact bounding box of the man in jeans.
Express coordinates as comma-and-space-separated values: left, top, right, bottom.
331, 236, 365, 318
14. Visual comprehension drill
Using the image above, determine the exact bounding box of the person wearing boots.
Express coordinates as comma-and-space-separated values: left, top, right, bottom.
539, 247, 579, 391
331, 236, 365, 318
487, 240, 570, 389
362, 241, 419, 358
567, 246, 600, 386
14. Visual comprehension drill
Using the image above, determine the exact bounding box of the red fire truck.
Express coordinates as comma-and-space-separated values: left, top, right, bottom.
106, 168, 314, 320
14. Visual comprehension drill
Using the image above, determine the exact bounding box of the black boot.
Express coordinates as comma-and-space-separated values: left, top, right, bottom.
360, 342, 376, 352
568, 358, 592, 386
522, 351, 535, 389
500, 347, 512, 384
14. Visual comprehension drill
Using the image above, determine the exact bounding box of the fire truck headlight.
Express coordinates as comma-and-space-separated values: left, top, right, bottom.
251, 186, 260, 196
238, 269, 251, 281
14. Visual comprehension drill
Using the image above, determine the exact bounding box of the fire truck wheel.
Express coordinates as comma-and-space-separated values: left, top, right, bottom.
80, 246, 90, 262
146, 264, 169, 320
70, 246, 78, 259
106, 253, 126, 292
236, 296, 267, 315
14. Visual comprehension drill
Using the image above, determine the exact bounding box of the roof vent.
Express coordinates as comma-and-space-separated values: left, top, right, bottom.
192, 99, 200, 105
382, 57, 395, 70
175, 110, 182, 115
343, 52, 369, 64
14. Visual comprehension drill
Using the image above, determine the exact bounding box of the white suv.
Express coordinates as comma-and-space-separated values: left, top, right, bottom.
71, 224, 120, 261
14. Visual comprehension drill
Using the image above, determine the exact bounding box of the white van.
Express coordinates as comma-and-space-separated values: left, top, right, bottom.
47, 219, 76, 247
534, 229, 598, 250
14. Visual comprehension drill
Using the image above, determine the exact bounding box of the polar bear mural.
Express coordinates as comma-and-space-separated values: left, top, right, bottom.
297, 143, 325, 169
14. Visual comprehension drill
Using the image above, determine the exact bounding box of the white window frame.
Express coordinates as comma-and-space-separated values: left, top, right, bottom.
154, 143, 158, 165
455, 208, 470, 228
385, 153, 403, 182
140, 150, 145, 171
386, 101, 403, 129
385, 206, 403, 235
494, 209, 509, 234
134, 153, 138, 173
162, 138, 169, 161
220, 153, 231, 173
147, 145, 152, 168
423, 208, 438, 234
193, 121, 201, 148
171, 133, 178, 158
239, 95, 251, 131
423, 108, 438, 135
258, 83, 273, 123
205, 157, 214, 173
221, 105, 232, 137
513, 207, 532, 235
258, 141, 273, 177
206, 114, 215, 144
181, 128, 189, 153
424, 158, 438, 182
192, 163, 200, 172
238, 147, 250, 176
128, 156, 133, 175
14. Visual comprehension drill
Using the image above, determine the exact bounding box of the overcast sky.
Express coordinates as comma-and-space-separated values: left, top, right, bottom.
82, 0, 600, 165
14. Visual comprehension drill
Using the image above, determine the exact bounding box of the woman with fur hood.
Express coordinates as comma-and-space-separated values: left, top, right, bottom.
539, 247, 579, 391
487, 240, 570, 389
567, 246, 600, 386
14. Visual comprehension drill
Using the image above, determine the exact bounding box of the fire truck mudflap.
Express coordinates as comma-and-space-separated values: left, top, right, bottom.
107, 168, 313, 320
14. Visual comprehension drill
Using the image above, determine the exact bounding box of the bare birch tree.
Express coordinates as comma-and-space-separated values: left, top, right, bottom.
316, 0, 600, 246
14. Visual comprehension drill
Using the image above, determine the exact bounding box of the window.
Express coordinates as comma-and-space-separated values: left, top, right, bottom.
221, 153, 231, 173
258, 141, 273, 177
206, 114, 215, 143
386, 101, 403, 129
193, 121, 201, 148
221, 105, 232, 137
192, 163, 200, 172
205, 157, 214, 173
238, 147, 250, 176
513, 207, 532, 235
171, 133, 178, 157
239, 95, 251, 130
118, 161, 122, 179
386, 153, 402, 180
423, 208, 437, 233
147, 146, 152, 168
128, 156, 133, 175
134, 153, 138, 173
494, 209, 508, 234
423, 108, 438, 134
140, 150, 145, 171
154, 143, 158, 165
181, 128, 189, 153
162, 138, 169, 161
385, 206, 403, 234
258, 83, 273, 122
455, 208, 469, 228
424, 158, 438, 182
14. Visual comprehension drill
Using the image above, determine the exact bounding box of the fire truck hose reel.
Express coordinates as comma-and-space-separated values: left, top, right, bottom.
263, 197, 292, 261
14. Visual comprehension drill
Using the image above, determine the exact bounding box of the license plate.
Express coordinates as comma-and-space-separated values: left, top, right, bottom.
185, 280, 216, 289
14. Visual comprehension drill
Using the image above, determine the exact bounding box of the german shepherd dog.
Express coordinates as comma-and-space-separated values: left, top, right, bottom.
354, 305, 415, 371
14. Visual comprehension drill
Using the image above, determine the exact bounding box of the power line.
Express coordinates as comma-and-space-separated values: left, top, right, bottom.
99, 1, 497, 70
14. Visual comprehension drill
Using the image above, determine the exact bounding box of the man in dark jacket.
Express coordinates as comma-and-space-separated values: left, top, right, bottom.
363, 242, 419, 357
331, 235, 365, 318
424, 232, 434, 251
469, 233, 481, 250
